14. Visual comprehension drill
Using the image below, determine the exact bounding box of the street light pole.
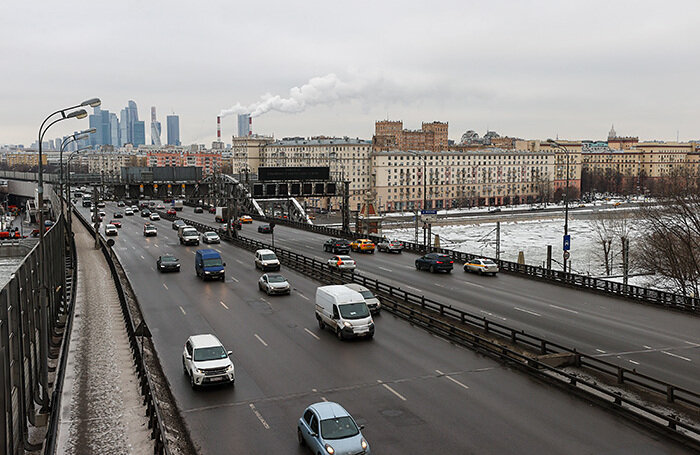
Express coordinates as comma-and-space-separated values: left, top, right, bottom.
547, 139, 570, 273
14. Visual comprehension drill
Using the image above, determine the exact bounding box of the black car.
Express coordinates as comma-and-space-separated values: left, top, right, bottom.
141, 209, 151, 217
113, 212, 123, 218
193, 206, 204, 213
323, 238, 351, 254
156, 254, 180, 272
258, 224, 272, 234
415, 253, 454, 273
172, 219, 187, 230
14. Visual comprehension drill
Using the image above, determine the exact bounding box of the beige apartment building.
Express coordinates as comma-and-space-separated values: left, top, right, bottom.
5, 151, 48, 167
231, 135, 275, 177
85, 146, 147, 177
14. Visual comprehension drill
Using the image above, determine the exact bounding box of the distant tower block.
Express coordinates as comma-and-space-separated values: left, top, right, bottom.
217, 116, 221, 140
237, 113, 252, 137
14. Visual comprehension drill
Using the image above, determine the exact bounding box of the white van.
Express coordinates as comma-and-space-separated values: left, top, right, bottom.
254, 249, 280, 271
315, 285, 374, 340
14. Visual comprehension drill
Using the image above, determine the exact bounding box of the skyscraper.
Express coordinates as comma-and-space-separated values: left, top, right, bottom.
109, 113, 120, 146
89, 106, 112, 147
151, 106, 162, 146
133, 121, 146, 146
167, 115, 180, 146
237, 113, 251, 137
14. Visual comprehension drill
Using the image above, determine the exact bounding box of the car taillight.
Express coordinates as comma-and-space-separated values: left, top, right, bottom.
450, 261, 454, 264
436, 261, 443, 264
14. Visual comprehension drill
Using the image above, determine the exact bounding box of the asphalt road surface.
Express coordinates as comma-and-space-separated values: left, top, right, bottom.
77, 203, 695, 454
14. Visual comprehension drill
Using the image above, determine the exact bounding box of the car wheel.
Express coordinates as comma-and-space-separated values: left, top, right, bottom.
297, 428, 305, 446
478, 269, 483, 275
182, 359, 187, 375
189, 373, 196, 389
336, 327, 343, 340
415, 262, 420, 270
430, 265, 436, 273
318, 317, 324, 330
265, 287, 271, 296
220, 274, 225, 282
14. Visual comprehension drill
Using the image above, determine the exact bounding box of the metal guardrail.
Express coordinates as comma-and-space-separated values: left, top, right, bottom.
0, 214, 72, 454
74, 208, 171, 455
162, 210, 700, 449
247, 215, 700, 314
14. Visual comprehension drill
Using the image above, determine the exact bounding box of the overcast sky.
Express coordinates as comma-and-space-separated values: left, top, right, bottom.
2, 0, 699, 146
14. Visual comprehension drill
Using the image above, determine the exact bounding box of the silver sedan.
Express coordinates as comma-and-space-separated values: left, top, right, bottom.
258, 273, 290, 295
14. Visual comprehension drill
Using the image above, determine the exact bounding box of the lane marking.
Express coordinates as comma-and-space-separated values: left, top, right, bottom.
215, 248, 222, 253
480, 310, 507, 321
513, 307, 541, 317
320, 396, 328, 402
235, 259, 244, 265
643, 345, 653, 349
254, 334, 268, 347
220, 301, 229, 310
595, 349, 606, 354
260, 297, 269, 304
435, 370, 470, 390
304, 328, 320, 340
154, 244, 159, 248
150, 267, 155, 272
684, 341, 700, 346
434, 283, 444, 288
299, 294, 310, 301
548, 304, 579, 314
249, 404, 270, 430
405, 285, 422, 292
378, 380, 407, 401
463, 281, 485, 289
163, 283, 168, 290
629, 360, 640, 365
140, 255, 145, 260
230, 276, 239, 283
179, 306, 186, 315
378, 266, 393, 272
661, 351, 692, 362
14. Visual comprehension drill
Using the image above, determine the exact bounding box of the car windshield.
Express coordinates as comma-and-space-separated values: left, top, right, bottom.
359, 290, 375, 300
267, 275, 286, 283
261, 254, 277, 261
337, 256, 352, 261
193, 346, 227, 361
162, 256, 177, 263
483, 260, 496, 266
205, 233, 218, 238
183, 229, 197, 235
339, 303, 369, 319
203, 258, 223, 267
320, 416, 359, 440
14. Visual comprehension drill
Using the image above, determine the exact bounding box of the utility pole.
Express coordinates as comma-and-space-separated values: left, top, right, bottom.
93, 186, 100, 249
496, 221, 500, 260
622, 236, 629, 286
342, 181, 350, 233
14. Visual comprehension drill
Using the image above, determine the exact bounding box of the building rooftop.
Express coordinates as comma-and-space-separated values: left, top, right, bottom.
271, 137, 370, 146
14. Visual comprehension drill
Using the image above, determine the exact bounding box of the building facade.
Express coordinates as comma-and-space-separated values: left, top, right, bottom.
167, 115, 180, 146
374, 120, 448, 153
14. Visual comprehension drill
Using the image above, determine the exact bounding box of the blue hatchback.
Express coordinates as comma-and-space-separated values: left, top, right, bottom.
298, 402, 370, 454
415, 253, 454, 273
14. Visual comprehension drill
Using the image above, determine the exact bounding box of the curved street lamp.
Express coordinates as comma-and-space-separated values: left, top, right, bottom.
547, 139, 570, 272
35, 98, 99, 411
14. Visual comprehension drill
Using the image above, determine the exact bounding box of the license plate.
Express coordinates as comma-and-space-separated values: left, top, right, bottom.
210, 376, 224, 382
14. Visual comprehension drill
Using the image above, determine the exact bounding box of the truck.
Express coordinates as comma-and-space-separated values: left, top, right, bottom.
214, 207, 232, 223
315, 285, 374, 340
173, 199, 184, 211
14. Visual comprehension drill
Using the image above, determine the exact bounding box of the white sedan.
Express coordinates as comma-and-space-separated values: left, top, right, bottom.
327, 255, 356, 270
150, 212, 161, 221
464, 258, 499, 276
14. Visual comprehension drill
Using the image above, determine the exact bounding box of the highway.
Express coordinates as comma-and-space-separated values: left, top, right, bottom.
76, 202, 694, 454
181, 207, 700, 393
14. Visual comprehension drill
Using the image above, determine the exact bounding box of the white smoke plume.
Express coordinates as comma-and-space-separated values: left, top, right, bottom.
220, 73, 380, 118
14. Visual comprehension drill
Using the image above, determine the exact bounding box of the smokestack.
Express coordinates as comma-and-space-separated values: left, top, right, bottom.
217, 116, 221, 140
249, 116, 252, 136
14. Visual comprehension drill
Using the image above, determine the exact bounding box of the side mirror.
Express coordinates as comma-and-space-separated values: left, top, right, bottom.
359, 425, 365, 430
222, 262, 226, 267
227, 350, 232, 356
185, 354, 192, 360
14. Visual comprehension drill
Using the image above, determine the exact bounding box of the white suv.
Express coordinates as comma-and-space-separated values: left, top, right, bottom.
255, 249, 280, 271
182, 334, 235, 388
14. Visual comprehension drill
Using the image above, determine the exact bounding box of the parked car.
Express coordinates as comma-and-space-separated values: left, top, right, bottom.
323, 238, 351, 254
240, 215, 253, 224
194, 249, 225, 281
104, 224, 118, 236
182, 334, 235, 389
377, 238, 403, 253
464, 258, 499, 276
258, 273, 290, 295
297, 402, 370, 454
109, 219, 122, 228
344, 283, 381, 314
143, 223, 158, 237
125, 208, 134, 216
327, 255, 356, 270
350, 238, 375, 253
150, 212, 161, 221
113, 211, 123, 218
254, 249, 280, 271
172, 219, 187, 230
415, 253, 453, 273
156, 254, 180, 272
194, 206, 204, 213
258, 224, 272, 234
202, 231, 220, 244
315, 285, 373, 340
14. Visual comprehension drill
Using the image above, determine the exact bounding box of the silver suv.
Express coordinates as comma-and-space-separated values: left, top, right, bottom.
182, 334, 235, 388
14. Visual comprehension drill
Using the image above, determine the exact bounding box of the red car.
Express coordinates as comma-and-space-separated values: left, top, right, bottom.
110, 220, 122, 228
167, 208, 176, 215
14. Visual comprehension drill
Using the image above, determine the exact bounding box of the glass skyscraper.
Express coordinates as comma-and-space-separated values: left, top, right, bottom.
167, 115, 180, 146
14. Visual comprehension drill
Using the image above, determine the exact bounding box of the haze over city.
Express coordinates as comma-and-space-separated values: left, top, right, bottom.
2, 0, 700, 145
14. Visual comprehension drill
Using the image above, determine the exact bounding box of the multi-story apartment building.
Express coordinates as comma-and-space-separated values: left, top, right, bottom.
5, 151, 48, 167
85, 146, 147, 176
145, 146, 223, 176
374, 120, 448, 153
231, 135, 275, 177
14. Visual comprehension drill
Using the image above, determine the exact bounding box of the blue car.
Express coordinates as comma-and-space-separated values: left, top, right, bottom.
415, 253, 454, 273
298, 402, 370, 454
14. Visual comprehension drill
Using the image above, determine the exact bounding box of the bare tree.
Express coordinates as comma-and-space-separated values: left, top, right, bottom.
590, 211, 631, 276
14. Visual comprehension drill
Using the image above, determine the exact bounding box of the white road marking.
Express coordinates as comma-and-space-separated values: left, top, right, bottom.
684, 341, 700, 346
220, 301, 229, 310
249, 404, 270, 430
254, 334, 268, 347
215, 248, 222, 253
320, 396, 328, 402
131, 246, 136, 250
163, 283, 168, 290
548, 304, 579, 314
378, 266, 393, 272
304, 328, 320, 340
643, 345, 653, 349
463, 282, 485, 289
150, 267, 155, 272
629, 360, 640, 365
260, 297, 269, 304
235, 259, 244, 265
434, 283, 444, 288
378, 380, 407, 401
513, 307, 541, 317
480, 310, 507, 321
154, 244, 159, 248
405, 285, 422, 292
661, 351, 692, 362
435, 370, 470, 390
299, 294, 310, 301
595, 349, 606, 354
140, 255, 145, 260
179, 306, 186, 315
230, 276, 239, 283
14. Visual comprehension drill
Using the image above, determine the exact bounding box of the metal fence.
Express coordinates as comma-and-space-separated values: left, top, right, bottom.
247, 215, 700, 314
0, 214, 73, 454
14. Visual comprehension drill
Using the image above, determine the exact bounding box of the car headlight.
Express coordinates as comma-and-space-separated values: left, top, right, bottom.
204, 271, 211, 274
176, 264, 180, 267
343, 321, 352, 328
324, 444, 335, 454
226, 364, 233, 372
361, 438, 368, 450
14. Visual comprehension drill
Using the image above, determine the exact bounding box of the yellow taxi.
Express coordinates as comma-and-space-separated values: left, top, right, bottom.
350, 238, 375, 254
240, 215, 253, 224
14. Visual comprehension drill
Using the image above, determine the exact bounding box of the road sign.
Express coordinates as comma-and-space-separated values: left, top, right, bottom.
421, 210, 437, 215
421, 215, 437, 223
563, 234, 571, 251
563, 251, 570, 260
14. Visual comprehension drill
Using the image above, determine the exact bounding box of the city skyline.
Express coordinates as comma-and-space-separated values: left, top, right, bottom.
2, 1, 700, 146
